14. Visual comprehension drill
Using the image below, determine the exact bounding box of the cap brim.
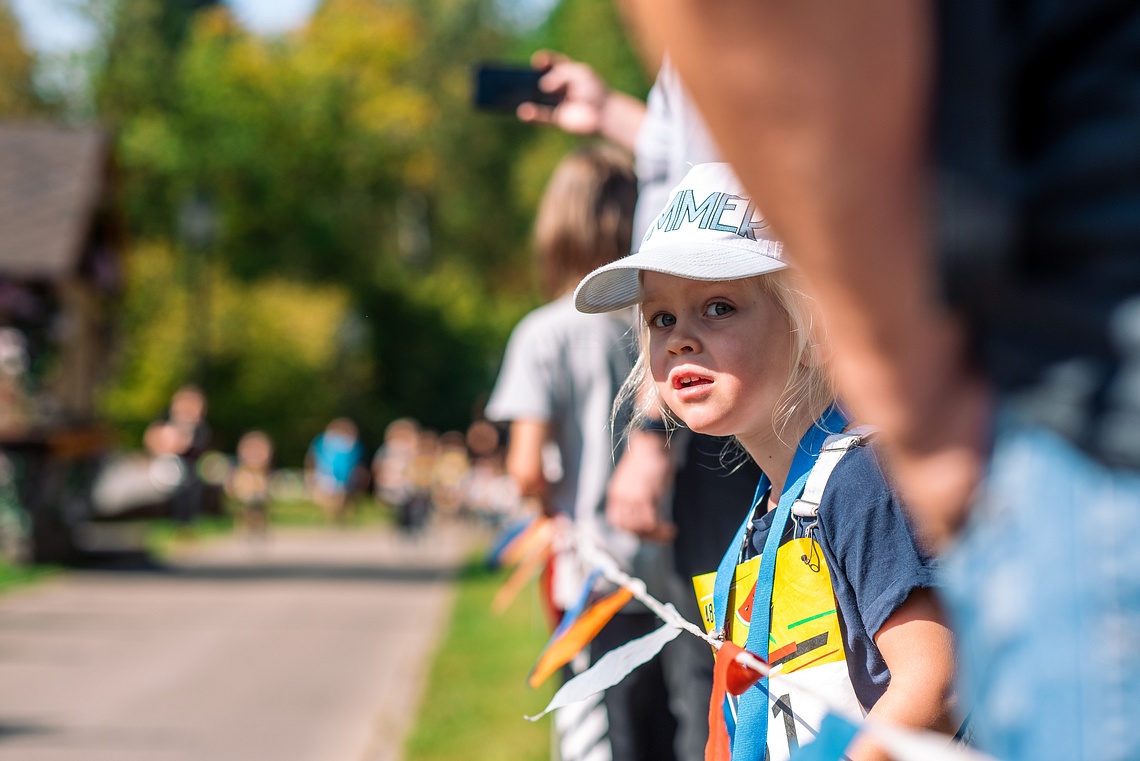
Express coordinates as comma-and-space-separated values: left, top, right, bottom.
574, 240, 785, 314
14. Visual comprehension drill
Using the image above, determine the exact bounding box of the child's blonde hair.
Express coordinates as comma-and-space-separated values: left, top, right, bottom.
615, 270, 836, 446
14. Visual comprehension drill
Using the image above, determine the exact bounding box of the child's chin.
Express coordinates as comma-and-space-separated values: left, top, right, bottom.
684, 419, 728, 437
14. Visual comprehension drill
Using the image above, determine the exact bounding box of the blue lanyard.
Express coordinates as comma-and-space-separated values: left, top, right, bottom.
712, 405, 847, 758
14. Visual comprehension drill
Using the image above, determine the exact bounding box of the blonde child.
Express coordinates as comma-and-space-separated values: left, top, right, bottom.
574, 163, 957, 761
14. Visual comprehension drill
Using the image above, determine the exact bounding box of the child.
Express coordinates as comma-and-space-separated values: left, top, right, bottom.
226, 430, 273, 538
574, 163, 956, 761
485, 145, 680, 761
306, 417, 364, 523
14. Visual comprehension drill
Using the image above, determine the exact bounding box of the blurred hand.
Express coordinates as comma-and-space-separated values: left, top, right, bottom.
517, 50, 646, 152
882, 371, 991, 552
144, 421, 191, 457
607, 429, 677, 543
517, 50, 610, 135
842, 318, 992, 552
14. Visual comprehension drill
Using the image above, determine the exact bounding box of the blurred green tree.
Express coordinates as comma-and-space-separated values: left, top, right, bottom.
88, 0, 650, 462
94, 0, 529, 459
0, 0, 39, 115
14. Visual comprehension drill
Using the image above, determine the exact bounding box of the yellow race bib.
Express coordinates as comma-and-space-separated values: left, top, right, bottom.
692, 538, 845, 673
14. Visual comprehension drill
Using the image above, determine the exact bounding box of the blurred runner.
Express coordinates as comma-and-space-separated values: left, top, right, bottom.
306, 417, 364, 523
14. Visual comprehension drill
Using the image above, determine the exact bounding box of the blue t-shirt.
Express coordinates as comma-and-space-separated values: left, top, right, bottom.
743, 443, 935, 710
309, 433, 364, 486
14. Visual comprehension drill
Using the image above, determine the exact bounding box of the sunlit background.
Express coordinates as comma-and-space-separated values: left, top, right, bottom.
0, 0, 648, 464
0, 3, 650, 759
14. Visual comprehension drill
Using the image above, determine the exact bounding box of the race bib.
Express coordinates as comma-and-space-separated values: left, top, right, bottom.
694, 538, 865, 761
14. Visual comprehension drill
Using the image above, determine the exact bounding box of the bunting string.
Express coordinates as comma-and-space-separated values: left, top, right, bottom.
520, 530, 998, 761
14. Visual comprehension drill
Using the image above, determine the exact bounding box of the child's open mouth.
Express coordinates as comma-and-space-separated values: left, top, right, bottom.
674, 374, 712, 390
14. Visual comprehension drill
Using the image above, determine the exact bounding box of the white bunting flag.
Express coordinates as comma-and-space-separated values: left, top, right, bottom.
525, 622, 682, 721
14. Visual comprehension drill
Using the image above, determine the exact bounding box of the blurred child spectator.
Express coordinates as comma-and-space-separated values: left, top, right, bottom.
144, 385, 212, 526
372, 417, 419, 510
306, 417, 364, 523
462, 419, 520, 525
226, 430, 273, 538
431, 430, 470, 519
399, 428, 438, 536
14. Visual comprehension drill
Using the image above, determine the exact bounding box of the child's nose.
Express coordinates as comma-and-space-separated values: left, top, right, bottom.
666, 322, 701, 355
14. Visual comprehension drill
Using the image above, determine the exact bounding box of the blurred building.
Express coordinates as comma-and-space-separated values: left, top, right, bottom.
0, 121, 123, 562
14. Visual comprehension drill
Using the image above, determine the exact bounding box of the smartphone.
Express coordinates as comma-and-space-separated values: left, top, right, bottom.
472, 63, 562, 112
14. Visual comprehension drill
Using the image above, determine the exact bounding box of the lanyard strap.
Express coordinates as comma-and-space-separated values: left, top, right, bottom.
712, 405, 848, 757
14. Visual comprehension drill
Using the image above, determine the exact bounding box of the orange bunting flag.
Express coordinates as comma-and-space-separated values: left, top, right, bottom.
707, 641, 744, 761
499, 517, 553, 569
527, 586, 634, 688
491, 540, 551, 615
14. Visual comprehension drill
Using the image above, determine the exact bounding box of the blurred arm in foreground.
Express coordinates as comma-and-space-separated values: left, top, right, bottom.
624, 0, 990, 548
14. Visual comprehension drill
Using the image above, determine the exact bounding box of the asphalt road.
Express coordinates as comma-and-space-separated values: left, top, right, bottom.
0, 523, 475, 761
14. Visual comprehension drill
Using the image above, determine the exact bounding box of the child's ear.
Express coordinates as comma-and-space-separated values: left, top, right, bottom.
801, 336, 832, 369
802, 344, 820, 369
794, 283, 831, 370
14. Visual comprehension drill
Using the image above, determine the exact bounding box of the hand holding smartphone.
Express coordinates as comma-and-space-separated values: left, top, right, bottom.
471, 63, 562, 112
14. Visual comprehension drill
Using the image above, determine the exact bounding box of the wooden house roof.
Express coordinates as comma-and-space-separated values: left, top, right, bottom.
0, 122, 109, 280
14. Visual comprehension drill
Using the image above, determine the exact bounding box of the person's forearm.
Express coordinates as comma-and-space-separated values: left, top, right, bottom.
626, 0, 937, 425
598, 90, 646, 153
849, 673, 958, 761
854, 589, 959, 760
506, 420, 554, 515
606, 427, 676, 541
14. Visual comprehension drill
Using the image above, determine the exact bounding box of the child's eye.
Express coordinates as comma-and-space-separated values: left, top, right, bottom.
705, 301, 734, 317
650, 312, 676, 329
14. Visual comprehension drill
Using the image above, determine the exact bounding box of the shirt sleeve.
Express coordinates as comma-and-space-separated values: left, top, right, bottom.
632, 67, 676, 246
484, 313, 558, 424
819, 446, 937, 640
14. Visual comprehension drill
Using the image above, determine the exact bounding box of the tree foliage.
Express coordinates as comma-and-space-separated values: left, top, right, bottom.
0, 0, 39, 116
79, 0, 648, 462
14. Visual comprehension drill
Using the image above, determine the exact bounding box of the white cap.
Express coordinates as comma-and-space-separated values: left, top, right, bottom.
574, 162, 785, 314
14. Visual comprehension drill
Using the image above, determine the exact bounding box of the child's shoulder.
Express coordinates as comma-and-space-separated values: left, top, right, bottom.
817, 440, 898, 515
514, 296, 625, 341
815, 441, 929, 558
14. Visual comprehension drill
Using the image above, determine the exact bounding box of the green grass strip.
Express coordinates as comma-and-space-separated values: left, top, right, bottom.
0, 559, 59, 594
404, 558, 554, 761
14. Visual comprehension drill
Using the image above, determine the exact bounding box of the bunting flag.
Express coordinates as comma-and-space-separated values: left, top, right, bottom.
528, 581, 634, 688
706, 641, 743, 761
491, 535, 552, 615
785, 710, 994, 761
539, 570, 603, 650
497, 515, 554, 569
526, 622, 683, 721
485, 513, 539, 569
789, 713, 861, 761
529, 534, 1001, 761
